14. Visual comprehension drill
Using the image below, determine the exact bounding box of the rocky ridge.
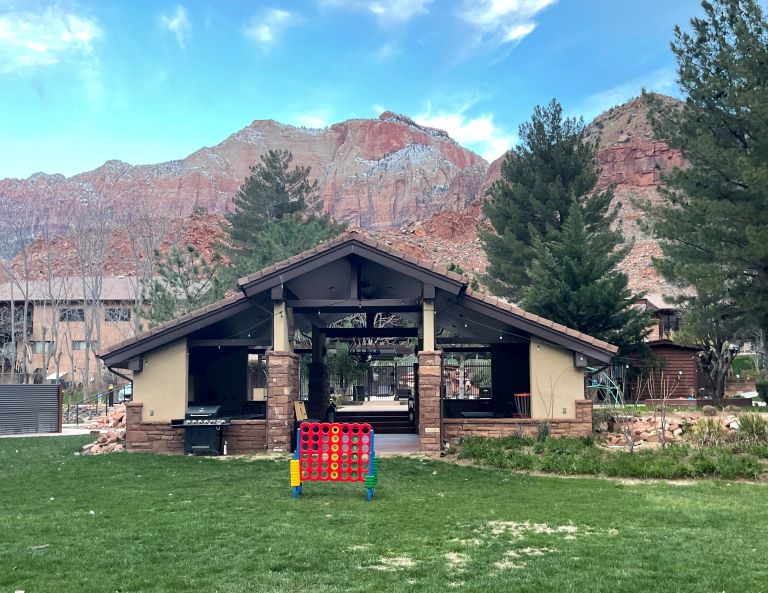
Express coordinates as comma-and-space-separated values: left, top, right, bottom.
2, 95, 683, 295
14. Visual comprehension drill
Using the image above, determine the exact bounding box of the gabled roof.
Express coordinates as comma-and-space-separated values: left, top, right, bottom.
462, 288, 618, 356
101, 231, 618, 367
238, 231, 466, 297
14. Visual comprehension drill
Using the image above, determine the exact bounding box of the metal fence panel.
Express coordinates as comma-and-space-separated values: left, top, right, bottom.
0, 384, 62, 435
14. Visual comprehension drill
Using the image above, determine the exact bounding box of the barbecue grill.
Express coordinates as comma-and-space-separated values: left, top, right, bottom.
172, 405, 231, 455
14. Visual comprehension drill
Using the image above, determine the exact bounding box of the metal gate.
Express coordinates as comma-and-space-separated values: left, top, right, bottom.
0, 384, 62, 435
319, 360, 416, 402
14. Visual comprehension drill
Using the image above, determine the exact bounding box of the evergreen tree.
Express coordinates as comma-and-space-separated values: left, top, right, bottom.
223, 149, 345, 276
144, 245, 225, 327
644, 0, 768, 329
521, 203, 651, 354
480, 99, 614, 301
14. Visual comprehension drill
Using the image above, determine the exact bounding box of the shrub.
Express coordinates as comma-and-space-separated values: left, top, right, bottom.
756, 380, 768, 404
737, 413, 768, 444
702, 405, 718, 416
724, 405, 740, 412
536, 421, 551, 441
692, 418, 725, 447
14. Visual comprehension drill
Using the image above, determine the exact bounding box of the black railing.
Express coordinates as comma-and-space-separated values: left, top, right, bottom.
65, 386, 124, 426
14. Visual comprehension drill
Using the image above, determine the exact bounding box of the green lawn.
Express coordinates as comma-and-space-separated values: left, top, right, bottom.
1, 437, 767, 593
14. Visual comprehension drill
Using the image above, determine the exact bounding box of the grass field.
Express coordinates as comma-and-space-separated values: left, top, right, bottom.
2, 436, 767, 593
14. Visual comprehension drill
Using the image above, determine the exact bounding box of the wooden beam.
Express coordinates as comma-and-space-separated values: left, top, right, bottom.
441, 346, 492, 353
323, 327, 418, 338
189, 339, 267, 348
350, 257, 359, 299
287, 299, 421, 313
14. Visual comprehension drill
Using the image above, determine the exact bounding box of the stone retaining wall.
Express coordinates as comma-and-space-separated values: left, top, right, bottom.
443, 400, 593, 442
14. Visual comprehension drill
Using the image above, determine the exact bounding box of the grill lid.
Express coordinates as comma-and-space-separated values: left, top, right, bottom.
185, 405, 223, 418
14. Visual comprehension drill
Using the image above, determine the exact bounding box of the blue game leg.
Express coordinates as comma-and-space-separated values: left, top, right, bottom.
367, 487, 373, 501
292, 486, 300, 498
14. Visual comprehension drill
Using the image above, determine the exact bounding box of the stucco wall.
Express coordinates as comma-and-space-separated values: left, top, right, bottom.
133, 338, 188, 422
529, 341, 584, 420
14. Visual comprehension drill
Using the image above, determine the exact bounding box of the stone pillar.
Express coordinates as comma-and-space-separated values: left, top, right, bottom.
266, 351, 300, 452
418, 351, 442, 456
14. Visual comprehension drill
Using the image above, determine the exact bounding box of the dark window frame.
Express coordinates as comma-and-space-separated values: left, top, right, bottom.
104, 307, 131, 322
59, 308, 85, 322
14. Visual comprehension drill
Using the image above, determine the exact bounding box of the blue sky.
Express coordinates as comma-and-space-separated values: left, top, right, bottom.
0, 0, 703, 179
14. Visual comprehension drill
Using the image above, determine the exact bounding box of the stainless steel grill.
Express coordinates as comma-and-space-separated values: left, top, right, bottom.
172, 405, 231, 455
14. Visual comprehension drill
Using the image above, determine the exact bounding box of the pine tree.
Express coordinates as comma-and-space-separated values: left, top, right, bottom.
644, 0, 768, 329
521, 204, 651, 354
144, 245, 225, 327
480, 99, 614, 301
223, 149, 345, 276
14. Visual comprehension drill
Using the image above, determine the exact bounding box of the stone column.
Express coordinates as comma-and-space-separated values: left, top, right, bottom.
418, 350, 442, 456
266, 351, 300, 451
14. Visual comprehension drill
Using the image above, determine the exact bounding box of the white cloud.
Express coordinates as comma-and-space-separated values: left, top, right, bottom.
368, 0, 431, 23
318, 0, 431, 24
375, 40, 398, 61
575, 67, 679, 121
242, 8, 297, 49
456, 0, 555, 49
159, 5, 191, 48
290, 112, 328, 128
0, 7, 102, 74
415, 102, 514, 162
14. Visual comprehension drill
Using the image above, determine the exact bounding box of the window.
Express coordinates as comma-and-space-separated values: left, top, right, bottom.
32, 341, 54, 354
72, 340, 98, 351
105, 307, 131, 322
660, 312, 680, 338
60, 308, 85, 322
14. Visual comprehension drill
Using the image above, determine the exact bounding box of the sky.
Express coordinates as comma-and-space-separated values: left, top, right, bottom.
0, 0, 704, 179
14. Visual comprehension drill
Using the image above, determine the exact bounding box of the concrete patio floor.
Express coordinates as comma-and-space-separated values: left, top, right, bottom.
374, 433, 420, 455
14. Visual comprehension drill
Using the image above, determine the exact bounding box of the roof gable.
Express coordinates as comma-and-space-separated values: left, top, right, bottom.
238, 231, 466, 298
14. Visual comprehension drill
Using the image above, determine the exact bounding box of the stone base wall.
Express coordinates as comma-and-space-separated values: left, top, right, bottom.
125, 402, 184, 454
227, 420, 267, 453
267, 351, 300, 452
125, 402, 267, 454
444, 400, 593, 442
418, 351, 442, 456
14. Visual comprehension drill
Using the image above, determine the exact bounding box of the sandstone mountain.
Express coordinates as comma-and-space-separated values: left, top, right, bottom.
0, 112, 486, 230
1, 95, 683, 296
372, 94, 684, 296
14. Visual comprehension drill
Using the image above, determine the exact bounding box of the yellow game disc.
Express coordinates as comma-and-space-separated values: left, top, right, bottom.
331, 435, 340, 443
331, 425, 340, 434
330, 471, 338, 479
